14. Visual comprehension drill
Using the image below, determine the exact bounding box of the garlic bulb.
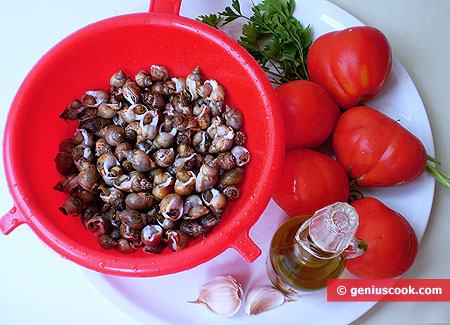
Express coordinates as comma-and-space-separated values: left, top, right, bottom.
188, 275, 243, 317
244, 285, 293, 315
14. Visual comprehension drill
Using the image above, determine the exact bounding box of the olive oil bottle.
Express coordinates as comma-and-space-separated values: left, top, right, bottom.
267, 202, 367, 297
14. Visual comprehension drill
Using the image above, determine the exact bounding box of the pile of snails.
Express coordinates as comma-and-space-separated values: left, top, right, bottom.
54, 65, 250, 254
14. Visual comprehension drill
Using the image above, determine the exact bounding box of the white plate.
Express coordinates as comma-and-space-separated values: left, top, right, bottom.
81, 0, 435, 324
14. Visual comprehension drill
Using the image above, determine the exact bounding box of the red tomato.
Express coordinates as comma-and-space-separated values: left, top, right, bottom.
275, 80, 341, 150
307, 26, 392, 109
347, 197, 418, 278
332, 106, 427, 187
273, 149, 349, 216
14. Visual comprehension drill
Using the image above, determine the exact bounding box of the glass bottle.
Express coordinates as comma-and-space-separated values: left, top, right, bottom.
267, 202, 367, 297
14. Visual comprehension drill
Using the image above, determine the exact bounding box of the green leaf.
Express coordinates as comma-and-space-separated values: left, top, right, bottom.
197, 14, 223, 28
241, 23, 259, 45
196, 0, 312, 82
287, 0, 295, 15
263, 39, 282, 59
231, 0, 241, 14
280, 53, 297, 65
219, 6, 242, 24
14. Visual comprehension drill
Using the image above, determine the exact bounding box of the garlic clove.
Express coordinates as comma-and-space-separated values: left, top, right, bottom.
188, 275, 243, 317
244, 285, 294, 315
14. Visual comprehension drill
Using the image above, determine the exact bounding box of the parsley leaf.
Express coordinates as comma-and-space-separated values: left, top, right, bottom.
197, 14, 224, 28
197, 0, 312, 84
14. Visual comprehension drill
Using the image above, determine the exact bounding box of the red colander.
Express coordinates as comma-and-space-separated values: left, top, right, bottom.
0, 0, 284, 276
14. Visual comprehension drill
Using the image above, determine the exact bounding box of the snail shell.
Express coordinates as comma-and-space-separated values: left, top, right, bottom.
173, 112, 199, 131
102, 126, 125, 147
177, 142, 194, 158
142, 92, 166, 109
99, 186, 125, 210
204, 79, 225, 103
83, 89, 110, 107
231, 146, 250, 167
171, 77, 186, 93
183, 195, 210, 220
54, 152, 76, 176
97, 153, 120, 179
97, 103, 119, 119
202, 188, 227, 216
59, 138, 77, 154
172, 95, 192, 115
122, 79, 141, 105
73, 129, 95, 147
187, 204, 210, 220
76, 187, 98, 203
174, 168, 196, 196
116, 238, 138, 254
223, 185, 240, 201
95, 138, 112, 156
195, 160, 219, 193
125, 192, 155, 210
217, 152, 237, 170
86, 215, 110, 237
81, 204, 100, 227
173, 153, 197, 171
119, 103, 148, 124
78, 164, 99, 191
79, 116, 109, 133
180, 220, 206, 239
138, 110, 159, 141
157, 213, 177, 230
98, 234, 117, 250
124, 121, 140, 141
163, 229, 189, 252
198, 213, 221, 231
119, 223, 141, 241
114, 171, 151, 192
141, 224, 164, 246
71, 145, 94, 163
153, 148, 175, 168
234, 130, 246, 146
223, 105, 243, 131
113, 113, 127, 128
59, 195, 83, 216
60, 100, 84, 120
135, 69, 153, 88
114, 142, 132, 161
197, 83, 213, 99
192, 131, 211, 155
154, 127, 177, 149
209, 125, 234, 154
206, 116, 223, 139
151, 81, 165, 94
110, 70, 127, 88
218, 168, 243, 191
151, 65, 170, 81
125, 149, 156, 172
119, 209, 146, 229
186, 66, 202, 101
160, 193, 184, 222
53, 174, 79, 194
152, 170, 175, 200
183, 194, 203, 218
195, 104, 211, 130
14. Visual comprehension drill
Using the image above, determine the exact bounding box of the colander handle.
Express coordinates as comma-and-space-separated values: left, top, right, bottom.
149, 0, 182, 15
231, 232, 262, 263
0, 207, 27, 235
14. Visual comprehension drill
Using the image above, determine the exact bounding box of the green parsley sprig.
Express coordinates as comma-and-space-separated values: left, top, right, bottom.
198, 0, 312, 84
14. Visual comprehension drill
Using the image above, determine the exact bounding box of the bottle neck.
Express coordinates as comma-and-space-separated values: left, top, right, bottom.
295, 222, 340, 260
